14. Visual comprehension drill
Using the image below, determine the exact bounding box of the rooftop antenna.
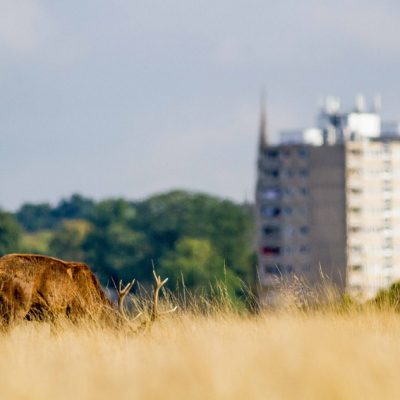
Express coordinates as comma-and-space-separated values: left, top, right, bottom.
372, 94, 382, 113
355, 94, 366, 112
324, 96, 341, 114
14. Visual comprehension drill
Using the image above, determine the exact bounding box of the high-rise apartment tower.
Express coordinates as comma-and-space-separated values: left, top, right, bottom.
255, 96, 400, 305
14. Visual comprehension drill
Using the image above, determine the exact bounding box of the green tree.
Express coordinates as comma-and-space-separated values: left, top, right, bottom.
20, 231, 53, 254
13, 190, 256, 300
133, 190, 255, 284
0, 210, 22, 255
16, 203, 56, 232
159, 237, 243, 297
159, 237, 221, 288
16, 195, 95, 233
52, 194, 94, 220
83, 199, 150, 284
374, 281, 400, 309
49, 219, 91, 261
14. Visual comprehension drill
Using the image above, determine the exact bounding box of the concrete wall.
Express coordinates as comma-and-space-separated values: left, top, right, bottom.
256, 144, 347, 305
308, 145, 347, 290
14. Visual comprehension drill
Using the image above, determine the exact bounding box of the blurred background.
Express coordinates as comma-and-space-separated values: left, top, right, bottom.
1, 0, 400, 298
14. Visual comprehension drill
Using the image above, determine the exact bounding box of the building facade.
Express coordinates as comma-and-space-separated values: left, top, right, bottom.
256, 96, 400, 304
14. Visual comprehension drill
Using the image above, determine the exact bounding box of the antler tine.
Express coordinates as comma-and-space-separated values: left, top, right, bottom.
152, 270, 160, 284
160, 306, 178, 315
150, 270, 176, 322
131, 311, 143, 322
128, 278, 135, 290
152, 270, 168, 288
119, 278, 135, 295
117, 277, 138, 323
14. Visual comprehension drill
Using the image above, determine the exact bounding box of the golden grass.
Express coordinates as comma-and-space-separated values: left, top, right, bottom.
1, 309, 400, 400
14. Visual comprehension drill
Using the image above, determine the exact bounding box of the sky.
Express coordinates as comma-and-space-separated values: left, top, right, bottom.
1, 0, 400, 210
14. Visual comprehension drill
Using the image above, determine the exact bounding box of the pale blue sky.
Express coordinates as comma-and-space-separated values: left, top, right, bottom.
1, 0, 400, 210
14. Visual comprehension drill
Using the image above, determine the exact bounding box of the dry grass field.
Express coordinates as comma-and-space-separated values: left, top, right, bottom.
0, 307, 400, 400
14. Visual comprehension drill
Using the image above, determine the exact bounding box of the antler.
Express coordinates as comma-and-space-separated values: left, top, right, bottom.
151, 270, 177, 321
117, 278, 142, 322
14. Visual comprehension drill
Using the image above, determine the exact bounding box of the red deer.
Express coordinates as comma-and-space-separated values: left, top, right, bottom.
0, 253, 175, 327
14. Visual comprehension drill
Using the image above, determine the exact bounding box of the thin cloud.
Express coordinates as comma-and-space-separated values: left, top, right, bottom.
0, 0, 47, 54
1, 0, 400, 209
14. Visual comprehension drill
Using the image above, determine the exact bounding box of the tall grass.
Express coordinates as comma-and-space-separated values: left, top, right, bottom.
0, 280, 400, 399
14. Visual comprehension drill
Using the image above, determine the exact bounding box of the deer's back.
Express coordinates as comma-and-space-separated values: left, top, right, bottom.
0, 254, 110, 318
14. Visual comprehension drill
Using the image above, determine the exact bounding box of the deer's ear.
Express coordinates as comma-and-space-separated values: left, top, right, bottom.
66, 268, 74, 280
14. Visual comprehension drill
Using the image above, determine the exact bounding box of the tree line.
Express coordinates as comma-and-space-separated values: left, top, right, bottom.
0, 191, 256, 300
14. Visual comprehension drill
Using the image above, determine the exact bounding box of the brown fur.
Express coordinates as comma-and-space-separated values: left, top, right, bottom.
0, 254, 113, 326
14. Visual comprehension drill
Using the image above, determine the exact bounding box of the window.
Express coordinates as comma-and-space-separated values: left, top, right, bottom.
263, 225, 280, 236
350, 284, 362, 292
262, 188, 280, 200
285, 169, 295, 178
265, 265, 293, 275
384, 199, 392, 210
265, 265, 281, 275
264, 169, 279, 178
284, 246, 293, 255
283, 207, 293, 215
298, 148, 309, 158
384, 256, 392, 264
299, 169, 309, 177
262, 246, 281, 255
285, 265, 294, 274
282, 187, 294, 196
383, 238, 393, 249
348, 168, 361, 176
299, 245, 310, 254
298, 207, 308, 216
300, 187, 309, 196
383, 142, 391, 154
383, 181, 392, 192
261, 206, 281, 217
266, 149, 279, 158
283, 226, 296, 236
350, 245, 362, 253
383, 160, 391, 172
299, 226, 309, 235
